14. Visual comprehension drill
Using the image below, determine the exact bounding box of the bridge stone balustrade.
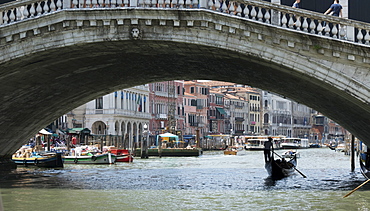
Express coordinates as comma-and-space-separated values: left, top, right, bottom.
0, 0, 370, 166
1, 0, 370, 44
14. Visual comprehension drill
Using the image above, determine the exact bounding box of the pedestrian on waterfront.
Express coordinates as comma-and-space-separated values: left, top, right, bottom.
292, 0, 300, 8
264, 137, 273, 162
324, 0, 342, 17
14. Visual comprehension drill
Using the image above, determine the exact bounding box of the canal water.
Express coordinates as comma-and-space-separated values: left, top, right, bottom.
1, 148, 370, 210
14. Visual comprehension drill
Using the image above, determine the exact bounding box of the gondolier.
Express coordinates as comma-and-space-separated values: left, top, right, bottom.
264, 137, 273, 162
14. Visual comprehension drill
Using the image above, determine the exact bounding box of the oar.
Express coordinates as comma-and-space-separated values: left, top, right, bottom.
343, 179, 370, 198
272, 151, 307, 178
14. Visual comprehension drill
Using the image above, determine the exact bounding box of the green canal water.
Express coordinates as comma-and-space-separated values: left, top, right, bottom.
1, 148, 370, 210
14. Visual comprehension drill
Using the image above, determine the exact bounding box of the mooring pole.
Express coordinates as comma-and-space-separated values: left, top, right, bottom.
351, 134, 355, 172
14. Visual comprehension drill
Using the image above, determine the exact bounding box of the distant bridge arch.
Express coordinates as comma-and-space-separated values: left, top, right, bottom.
0, 0, 370, 161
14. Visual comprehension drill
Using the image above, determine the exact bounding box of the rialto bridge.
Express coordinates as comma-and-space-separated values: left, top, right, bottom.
0, 0, 370, 165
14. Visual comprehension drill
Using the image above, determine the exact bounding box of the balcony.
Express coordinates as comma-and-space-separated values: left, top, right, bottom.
235, 117, 244, 122
156, 113, 167, 119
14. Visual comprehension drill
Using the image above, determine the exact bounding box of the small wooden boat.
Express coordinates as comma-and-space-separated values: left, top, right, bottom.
12, 151, 63, 168
282, 150, 300, 158
110, 149, 133, 162
64, 152, 116, 164
223, 146, 246, 155
265, 153, 297, 179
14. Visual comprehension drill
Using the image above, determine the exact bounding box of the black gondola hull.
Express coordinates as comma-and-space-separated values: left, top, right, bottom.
265, 155, 297, 180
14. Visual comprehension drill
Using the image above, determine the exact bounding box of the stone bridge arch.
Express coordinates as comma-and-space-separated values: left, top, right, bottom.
0, 7, 370, 160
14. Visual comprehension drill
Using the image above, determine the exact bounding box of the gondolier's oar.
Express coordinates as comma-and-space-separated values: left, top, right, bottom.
343, 179, 370, 198
272, 151, 307, 178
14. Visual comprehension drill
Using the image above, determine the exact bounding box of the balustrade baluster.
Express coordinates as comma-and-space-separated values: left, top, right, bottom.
123, 0, 129, 6
229, 2, 235, 15
236, 4, 242, 17
98, 0, 104, 7
339, 26, 346, 40
92, 0, 98, 7
207, 0, 213, 10
173, 0, 178, 8
214, 0, 220, 11
317, 21, 323, 35
111, 0, 117, 7
243, 5, 249, 19
357, 29, 364, 44
85, 0, 91, 7
281, 13, 287, 28
250, 6, 256, 20
221, 1, 227, 13
185, 0, 191, 8
164, 0, 170, 8
192, 0, 198, 8
3, 11, 9, 24
30, 3, 36, 17
50, 0, 57, 11
36, 2, 43, 15
264, 9, 270, 24
309, 19, 315, 34
23, 5, 30, 19
178, 0, 184, 8
56, 0, 62, 10
157, 0, 164, 8
295, 16, 301, 31
72, 0, 78, 8
16, 8, 22, 21
288, 14, 294, 28
302, 17, 308, 32
116, 0, 123, 7
43, 0, 50, 13
364, 30, 370, 45
9, 9, 15, 22
257, 7, 263, 22
332, 24, 338, 38
324, 22, 330, 36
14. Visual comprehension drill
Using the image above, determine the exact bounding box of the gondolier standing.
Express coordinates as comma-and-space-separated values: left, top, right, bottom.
264, 137, 274, 162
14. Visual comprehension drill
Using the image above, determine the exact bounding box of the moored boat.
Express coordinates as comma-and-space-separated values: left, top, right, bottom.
265, 152, 297, 180
110, 148, 133, 162
12, 146, 63, 168
64, 152, 116, 164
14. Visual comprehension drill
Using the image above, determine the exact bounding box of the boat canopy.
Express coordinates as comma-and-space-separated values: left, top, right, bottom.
156, 133, 179, 145
39, 129, 52, 135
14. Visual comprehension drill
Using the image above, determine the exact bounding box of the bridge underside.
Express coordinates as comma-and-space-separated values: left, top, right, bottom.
0, 40, 369, 161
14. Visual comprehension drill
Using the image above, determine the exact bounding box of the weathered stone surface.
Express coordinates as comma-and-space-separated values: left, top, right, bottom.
0, 8, 370, 161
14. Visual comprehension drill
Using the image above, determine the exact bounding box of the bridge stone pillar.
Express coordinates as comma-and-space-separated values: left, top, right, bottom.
130, 0, 138, 7
270, 0, 281, 26
199, 0, 207, 9
63, 0, 71, 8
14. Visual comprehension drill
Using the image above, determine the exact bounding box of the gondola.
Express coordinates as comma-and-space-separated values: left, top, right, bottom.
265, 152, 297, 180
359, 155, 370, 180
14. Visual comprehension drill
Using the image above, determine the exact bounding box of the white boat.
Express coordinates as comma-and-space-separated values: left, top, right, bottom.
280, 138, 309, 149
244, 138, 279, 150
282, 150, 300, 158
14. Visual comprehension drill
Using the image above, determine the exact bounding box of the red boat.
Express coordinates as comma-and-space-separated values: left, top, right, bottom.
110, 149, 133, 162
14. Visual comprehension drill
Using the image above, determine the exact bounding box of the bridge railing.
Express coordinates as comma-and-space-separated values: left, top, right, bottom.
1, 0, 370, 45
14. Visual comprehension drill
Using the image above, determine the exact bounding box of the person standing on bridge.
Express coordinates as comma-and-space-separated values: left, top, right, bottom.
292, 0, 300, 8
324, 0, 342, 17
